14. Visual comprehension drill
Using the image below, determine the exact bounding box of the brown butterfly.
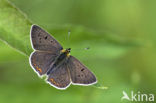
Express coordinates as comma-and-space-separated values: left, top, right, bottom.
29, 25, 97, 90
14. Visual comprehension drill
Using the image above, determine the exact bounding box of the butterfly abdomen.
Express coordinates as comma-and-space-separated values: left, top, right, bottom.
47, 52, 68, 75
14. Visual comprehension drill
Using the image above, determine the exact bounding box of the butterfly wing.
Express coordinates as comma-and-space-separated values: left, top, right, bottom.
30, 51, 57, 77
30, 25, 63, 52
47, 62, 71, 89
68, 56, 97, 85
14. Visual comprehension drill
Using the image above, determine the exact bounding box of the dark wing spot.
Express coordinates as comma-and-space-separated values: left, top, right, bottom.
44, 36, 48, 39
78, 75, 80, 77
81, 68, 84, 71
51, 40, 53, 43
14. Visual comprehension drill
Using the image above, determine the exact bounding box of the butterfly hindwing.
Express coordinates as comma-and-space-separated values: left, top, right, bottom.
30, 51, 57, 76
47, 63, 71, 89
68, 56, 97, 85
31, 25, 63, 52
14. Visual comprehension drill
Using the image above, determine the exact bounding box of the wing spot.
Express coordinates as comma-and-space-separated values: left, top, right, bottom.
33, 63, 36, 66
44, 36, 48, 39
50, 78, 60, 86
36, 66, 42, 73
33, 63, 42, 73
81, 68, 84, 71
78, 75, 80, 77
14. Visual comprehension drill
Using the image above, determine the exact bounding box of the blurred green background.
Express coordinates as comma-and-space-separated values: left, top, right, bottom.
0, 0, 156, 103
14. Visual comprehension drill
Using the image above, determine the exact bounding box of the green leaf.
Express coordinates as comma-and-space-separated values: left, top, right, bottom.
0, 0, 32, 56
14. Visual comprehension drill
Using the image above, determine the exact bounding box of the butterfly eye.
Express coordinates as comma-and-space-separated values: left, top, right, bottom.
67, 48, 71, 52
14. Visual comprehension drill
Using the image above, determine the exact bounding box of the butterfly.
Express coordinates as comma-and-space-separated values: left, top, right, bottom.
29, 25, 97, 90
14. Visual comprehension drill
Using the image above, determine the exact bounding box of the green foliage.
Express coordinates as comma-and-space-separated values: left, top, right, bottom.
0, 0, 32, 56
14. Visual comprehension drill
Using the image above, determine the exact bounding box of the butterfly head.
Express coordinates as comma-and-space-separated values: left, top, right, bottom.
61, 48, 71, 57
65, 48, 71, 57
66, 48, 71, 53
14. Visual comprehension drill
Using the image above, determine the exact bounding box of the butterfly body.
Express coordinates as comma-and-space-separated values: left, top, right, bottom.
29, 25, 97, 90
47, 48, 71, 75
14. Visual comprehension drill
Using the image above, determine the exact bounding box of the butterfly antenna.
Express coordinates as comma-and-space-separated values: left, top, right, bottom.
68, 30, 71, 41
67, 30, 71, 47
72, 47, 90, 52
84, 47, 90, 50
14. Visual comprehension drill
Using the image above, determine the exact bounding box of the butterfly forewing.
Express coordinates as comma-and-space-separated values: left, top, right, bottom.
47, 63, 71, 89
30, 51, 57, 76
68, 56, 97, 85
31, 25, 63, 52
